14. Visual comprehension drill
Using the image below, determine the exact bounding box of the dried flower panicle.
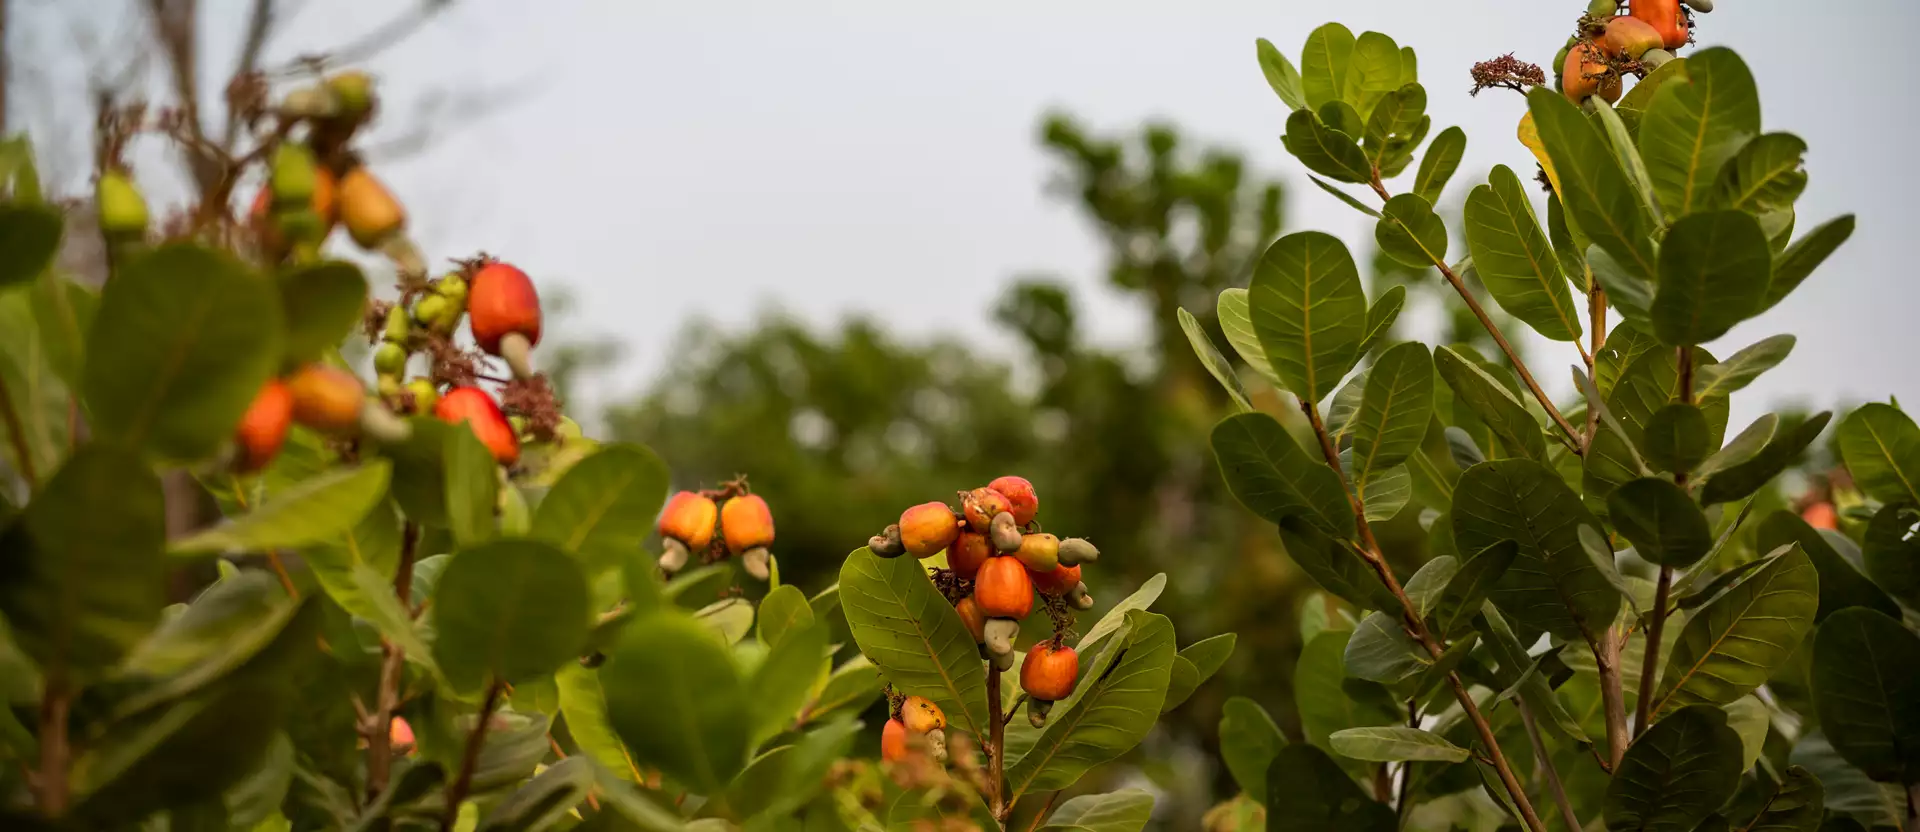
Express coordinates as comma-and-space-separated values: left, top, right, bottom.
1470, 53, 1547, 97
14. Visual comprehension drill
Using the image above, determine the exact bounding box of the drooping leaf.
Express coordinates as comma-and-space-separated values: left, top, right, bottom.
1248, 231, 1368, 403
1040, 788, 1155, 832
172, 461, 392, 556
1638, 48, 1762, 218
1694, 335, 1795, 400
1651, 210, 1772, 347
84, 244, 285, 460
1178, 308, 1254, 413
1275, 517, 1394, 611
1282, 109, 1372, 184
1837, 404, 1920, 506
1352, 341, 1434, 485
275, 261, 368, 365
1162, 633, 1236, 712
1463, 165, 1584, 342
1219, 696, 1287, 804
554, 663, 641, 781
1375, 192, 1447, 270
1359, 284, 1406, 357
1255, 38, 1307, 111
1755, 510, 1899, 623
1527, 87, 1657, 283
1004, 610, 1176, 801
1217, 288, 1281, 388
1652, 545, 1818, 717
1761, 215, 1854, 314
431, 539, 592, 694
837, 548, 987, 736
1604, 704, 1745, 832
1211, 412, 1352, 537
1863, 504, 1920, 607
1608, 477, 1713, 568
1435, 346, 1545, 461
1476, 603, 1589, 744
1452, 459, 1618, 641
1701, 411, 1832, 505
1810, 607, 1920, 784
1414, 126, 1467, 205
602, 610, 752, 794
1264, 744, 1397, 832
1330, 726, 1468, 763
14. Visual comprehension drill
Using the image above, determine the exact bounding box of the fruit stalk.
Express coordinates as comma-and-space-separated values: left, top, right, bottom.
986, 663, 1009, 824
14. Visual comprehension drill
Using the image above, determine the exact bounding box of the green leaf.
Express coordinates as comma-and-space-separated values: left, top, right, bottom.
1343, 31, 1405, 120
1434, 346, 1545, 461
756, 584, 815, 650
1527, 87, 1657, 283
1217, 288, 1281, 387
1591, 98, 1663, 222
1476, 603, 1589, 744
1462, 166, 1585, 343
1352, 341, 1434, 484
31, 272, 98, 388
1652, 545, 1818, 717
1264, 745, 1397, 832
1299, 23, 1355, 111
1639, 48, 1762, 218
1452, 459, 1618, 641
1863, 504, 1920, 608
431, 539, 592, 694
275, 261, 368, 365
1327, 367, 1370, 446
554, 663, 640, 781
837, 547, 988, 736
1433, 540, 1516, 638
1755, 511, 1899, 623
1643, 403, 1713, 475
801, 655, 883, 728
1604, 703, 1746, 832
1403, 555, 1458, 619
1296, 628, 1399, 761
1651, 210, 1772, 346
1359, 284, 1406, 357
1608, 478, 1713, 568
1362, 83, 1427, 172
1162, 633, 1236, 712
1702, 411, 1831, 505
1761, 215, 1853, 314
1374, 193, 1446, 270
1211, 412, 1352, 536
1329, 726, 1468, 763
1694, 335, 1795, 400
171, 461, 391, 555
603, 609, 751, 795
1040, 788, 1154, 832
1696, 414, 1778, 481
1004, 610, 1176, 801
1789, 732, 1902, 827
1717, 132, 1807, 214
1177, 308, 1254, 412
750, 621, 829, 747
480, 755, 594, 831
1250, 230, 1367, 404
1255, 38, 1307, 111
531, 443, 670, 569
1344, 611, 1428, 683
1597, 319, 1661, 399
1837, 404, 1920, 506
733, 717, 862, 819
1413, 126, 1466, 205
1810, 608, 1920, 784
0, 203, 63, 289
1219, 696, 1285, 804
1734, 764, 1825, 832
84, 244, 285, 461
1307, 175, 1382, 218
0, 445, 166, 677
1283, 109, 1372, 184
1275, 517, 1394, 611
111, 571, 308, 719
379, 417, 452, 526
695, 597, 753, 645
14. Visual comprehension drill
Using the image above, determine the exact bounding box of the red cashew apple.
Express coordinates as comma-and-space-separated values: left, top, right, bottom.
234, 379, 293, 472
1602, 16, 1664, 59
975, 556, 1034, 620
435, 386, 520, 466
955, 595, 987, 644
286, 364, 366, 435
468, 261, 543, 379
1802, 501, 1839, 531
1014, 533, 1060, 573
721, 494, 775, 554
1031, 563, 1082, 597
987, 475, 1039, 525
1021, 642, 1079, 702
961, 487, 1013, 532
899, 501, 961, 559
949, 530, 992, 579
1562, 41, 1621, 104
1630, 0, 1689, 49
659, 491, 719, 549
881, 718, 910, 763
900, 696, 947, 734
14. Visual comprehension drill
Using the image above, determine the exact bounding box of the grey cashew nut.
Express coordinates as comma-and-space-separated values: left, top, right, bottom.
869, 523, 906, 558
659, 538, 690, 574
1028, 698, 1054, 729
983, 618, 1020, 658
1057, 538, 1100, 566
741, 547, 771, 580
989, 512, 1023, 553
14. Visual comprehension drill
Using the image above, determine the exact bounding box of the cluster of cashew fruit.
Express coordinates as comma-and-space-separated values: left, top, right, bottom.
871, 476, 1099, 732
656, 484, 777, 580
882, 695, 951, 765
1558, 0, 1714, 104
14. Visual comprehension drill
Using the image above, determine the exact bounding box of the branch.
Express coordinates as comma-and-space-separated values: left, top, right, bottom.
366, 522, 421, 800
1633, 347, 1693, 736
1517, 699, 1583, 832
441, 678, 505, 831
0, 373, 39, 490
33, 674, 71, 815
987, 664, 1009, 824
1596, 628, 1629, 768
1299, 398, 1549, 832
219, 0, 276, 152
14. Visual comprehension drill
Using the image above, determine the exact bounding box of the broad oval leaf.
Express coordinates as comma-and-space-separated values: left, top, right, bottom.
1343, 31, 1406, 121
0, 445, 166, 676
1608, 477, 1713, 568
84, 244, 285, 460
1299, 23, 1355, 111
1435, 346, 1545, 461
756, 584, 815, 650
1211, 412, 1351, 537
1297, 629, 1400, 766
1276, 517, 1394, 612
275, 261, 369, 365
1643, 403, 1713, 475
750, 620, 829, 746
1283, 110, 1372, 184
1694, 334, 1795, 400
1265, 744, 1397, 832
444, 427, 499, 548
1651, 210, 1772, 347
554, 663, 640, 781
1402, 555, 1458, 619
1375, 193, 1446, 270
1652, 545, 1817, 717
32, 272, 97, 389
1249, 231, 1368, 403
602, 609, 752, 795
1352, 341, 1434, 485
1638, 48, 1761, 219
1255, 38, 1306, 111
1526, 87, 1657, 283
1219, 696, 1286, 804
1040, 788, 1155, 832
1604, 703, 1745, 832
1836, 404, 1920, 506
172, 461, 391, 555
1863, 504, 1920, 608
1702, 411, 1831, 506
1329, 726, 1468, 763
1463, 165, 1584, 342
837, 547, 988, 737
1761, 215, 1854, 314
1362, 83, 1427, 172
1344, 611, 1428, 684
1755, 510, 1899, 623
1413, 126, 1466, 205
532, 443, 670, 564
1004, 609, 1176, 801
1810, 607, 1920, 784
431, 539, 592, 694
1452, 459, 1619, 641
1162, 632, 1236, 712
1717, 132, 1807, 215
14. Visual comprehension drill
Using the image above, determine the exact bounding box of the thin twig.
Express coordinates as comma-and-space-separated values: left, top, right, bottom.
1517, 700, 1583, 832
1299, 399, 1550, 832
0, 374, 39, 490
987, 664, 1009, 824
1024, 791, 1063, 832
366, 523, 421, 801
442, 679, 505, 831
33, 675, 70, 815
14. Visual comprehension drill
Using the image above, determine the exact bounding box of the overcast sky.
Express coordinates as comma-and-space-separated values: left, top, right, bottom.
21, 0, 1920, 425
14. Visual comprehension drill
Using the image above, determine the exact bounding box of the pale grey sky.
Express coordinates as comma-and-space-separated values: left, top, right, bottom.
21, 1, 1920, 425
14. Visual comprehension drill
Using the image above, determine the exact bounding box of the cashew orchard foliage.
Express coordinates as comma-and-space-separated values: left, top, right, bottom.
1187, 0, 1920, 830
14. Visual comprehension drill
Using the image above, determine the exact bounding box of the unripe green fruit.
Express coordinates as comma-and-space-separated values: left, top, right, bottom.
96, 172, 149, 237
374, 342, 407, 375
275, 208, 327, 246
383, 307, 411, 344
270, 144, 320, 207
377, 376, 401, 398
327, 71, 377, 118
436, 273, 469, 305
509, 415, 529, 435
413, 294, 449, 327
405, 379, 439, 414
